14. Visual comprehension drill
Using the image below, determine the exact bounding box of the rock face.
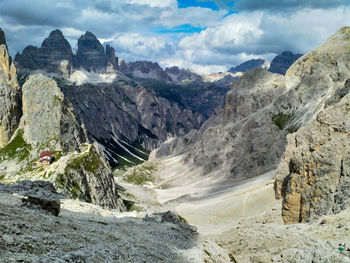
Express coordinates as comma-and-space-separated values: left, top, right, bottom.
62, 78, 204, 166
228, 58, 269, 73
19, 74, 87, 153
75, 31, 108, 72
274, 81, 350, 224
0, 28, 21, 147
268, 51, 302, 75
15, 29, 74, 75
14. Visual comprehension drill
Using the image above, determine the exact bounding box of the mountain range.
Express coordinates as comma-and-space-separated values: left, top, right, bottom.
2, 24, 349, 263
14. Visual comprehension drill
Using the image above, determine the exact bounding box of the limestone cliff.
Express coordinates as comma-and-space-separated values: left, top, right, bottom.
19, 74, 87, 154
0, 28, 21, 147
274, 80, 350, 224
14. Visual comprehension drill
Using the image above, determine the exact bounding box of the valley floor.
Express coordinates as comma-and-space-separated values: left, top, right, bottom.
135, 155, 350, 263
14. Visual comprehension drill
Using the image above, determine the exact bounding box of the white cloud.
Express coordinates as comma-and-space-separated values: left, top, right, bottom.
173, 6, 350, 71
126, 0, 177, 8
106, 33, 175, 61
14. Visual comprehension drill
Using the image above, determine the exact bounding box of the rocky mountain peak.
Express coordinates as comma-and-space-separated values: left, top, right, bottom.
0, 28, 6, 46
75, 31, 108, 71
15, 29, 74, 75
41, 29, 72, 51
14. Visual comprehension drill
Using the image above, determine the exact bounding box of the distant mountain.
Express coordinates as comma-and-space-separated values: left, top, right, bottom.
118, 61, 203, 83
15, 30, 118, 75
268, 51, 303, 75
13, 29, 210, 168
228, 58, 269, 73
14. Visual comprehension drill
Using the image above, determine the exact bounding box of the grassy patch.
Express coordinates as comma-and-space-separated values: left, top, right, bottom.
0, 130, 32, 162
123, 162, 156, 185
65, 145, 102, 174
271, 113, 294, 130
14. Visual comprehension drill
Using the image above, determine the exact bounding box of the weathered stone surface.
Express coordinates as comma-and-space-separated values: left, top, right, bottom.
0, 29, 21, 147
268, 51, 302, 75
0, 180, 62, 199
15, 29, 73, 75
75, 31, 108, 72
19, 74, 87, 153
274, 90, 350, 224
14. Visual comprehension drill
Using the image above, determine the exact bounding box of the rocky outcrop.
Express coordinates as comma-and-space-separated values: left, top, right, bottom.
274, 82, 350, 224
15, 29, 73, 75
268, 51, 302, 75
75, 31, 108, 72
0, 28, 21, 147
57, 143, 126, 210
19, 74, 87, 154
0, 180, 62, 216
228, 58, 269, 73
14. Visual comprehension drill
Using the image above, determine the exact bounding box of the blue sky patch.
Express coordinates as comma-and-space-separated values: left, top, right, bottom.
152, 24, 206, 34
177, 0, 219, 10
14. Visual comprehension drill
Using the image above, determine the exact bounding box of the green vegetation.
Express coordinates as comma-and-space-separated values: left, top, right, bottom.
122, 162, 156, 185
272, 113, 294, 130
65, 145, 102, 174
229, 254, 238, 263
0, 130, 32, 162
53, 95, 63, 106
56, 173, 81, 199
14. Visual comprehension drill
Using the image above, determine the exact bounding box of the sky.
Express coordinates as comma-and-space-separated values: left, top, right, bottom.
1, 0, 350, 74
